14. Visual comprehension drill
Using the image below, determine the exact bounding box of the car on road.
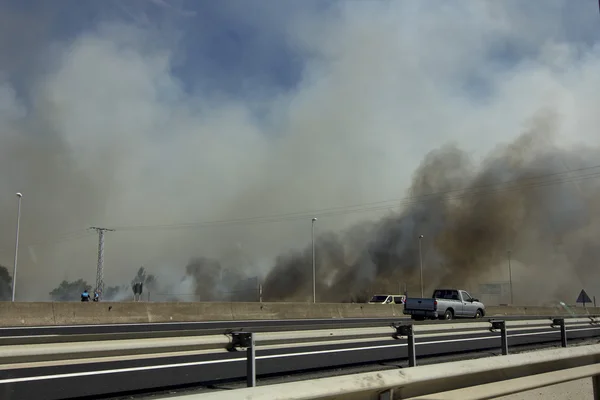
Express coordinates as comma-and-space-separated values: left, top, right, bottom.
403, 289, 485, 320
368, 294, 406, 304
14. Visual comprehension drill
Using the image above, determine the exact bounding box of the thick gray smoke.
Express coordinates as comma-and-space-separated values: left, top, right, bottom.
1, 2, 600, 304
183, 257, 260, 302
263, 111, 600, 304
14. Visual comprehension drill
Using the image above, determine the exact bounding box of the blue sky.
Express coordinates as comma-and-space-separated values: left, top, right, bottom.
2, 0, 597, 101
1, 0, 333, 98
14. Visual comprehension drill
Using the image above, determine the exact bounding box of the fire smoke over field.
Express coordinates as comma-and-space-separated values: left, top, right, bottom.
263, 111, 600, 304
1, 2, 600, 303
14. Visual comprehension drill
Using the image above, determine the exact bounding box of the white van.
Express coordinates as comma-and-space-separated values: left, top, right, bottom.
368, 294, 406, 304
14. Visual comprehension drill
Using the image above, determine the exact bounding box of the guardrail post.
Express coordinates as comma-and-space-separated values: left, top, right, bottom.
393, 323, 416, 367
490, 320, 508, 355
552, 318, 567, 348
247, 333, 256, 387
230, 332, 256, 387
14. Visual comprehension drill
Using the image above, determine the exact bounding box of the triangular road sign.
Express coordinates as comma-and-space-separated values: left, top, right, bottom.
576, 289, 592, 304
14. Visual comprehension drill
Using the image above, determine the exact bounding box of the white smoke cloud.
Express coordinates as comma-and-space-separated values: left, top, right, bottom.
0, 1, 599, 300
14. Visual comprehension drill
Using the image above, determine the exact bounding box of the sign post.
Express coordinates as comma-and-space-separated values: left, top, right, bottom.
576, 289, 592, 308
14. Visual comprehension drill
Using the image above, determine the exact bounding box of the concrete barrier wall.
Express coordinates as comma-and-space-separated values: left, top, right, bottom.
0, 302, 56, 326
0, 302, 597, 327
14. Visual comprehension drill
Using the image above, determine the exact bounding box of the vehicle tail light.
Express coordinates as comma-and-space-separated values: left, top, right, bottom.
433, 300, 437, 307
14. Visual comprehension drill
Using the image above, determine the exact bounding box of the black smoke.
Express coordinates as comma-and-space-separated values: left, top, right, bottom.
261, 114, 600, 304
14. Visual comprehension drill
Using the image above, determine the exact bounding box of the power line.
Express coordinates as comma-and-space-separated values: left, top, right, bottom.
109, 163, 600, 232
112, 169, 600, 231
2, 163, 599, 248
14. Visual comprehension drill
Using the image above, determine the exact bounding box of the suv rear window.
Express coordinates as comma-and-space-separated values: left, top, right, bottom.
432, 290, 459, 300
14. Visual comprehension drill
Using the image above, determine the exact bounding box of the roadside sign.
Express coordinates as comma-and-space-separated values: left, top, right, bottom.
576, 289, 592, 306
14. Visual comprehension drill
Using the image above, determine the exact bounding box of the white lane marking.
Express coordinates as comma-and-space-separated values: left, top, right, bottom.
0, 327, 598, 384
258, 342, 406, 360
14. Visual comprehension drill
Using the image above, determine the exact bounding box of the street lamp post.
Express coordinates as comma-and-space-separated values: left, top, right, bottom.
418, 234, 424, 298
12, 192, 22, 302
312, 217, 317, 303
507, 250, 513, 305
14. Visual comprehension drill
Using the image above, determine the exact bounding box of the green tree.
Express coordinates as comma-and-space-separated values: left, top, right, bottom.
49, 279, 91, 301
0, 265, 12, 301
131, 267, 157, 292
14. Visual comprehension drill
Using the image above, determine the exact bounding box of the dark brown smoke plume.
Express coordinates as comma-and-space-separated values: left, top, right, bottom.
262, 113, 600, 305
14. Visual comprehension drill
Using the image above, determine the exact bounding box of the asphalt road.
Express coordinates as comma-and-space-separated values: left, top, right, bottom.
0, 318, 403, 339
126, 337, 600, 399
0, 318, 411, 346
0, 315, 572, 344
1, 322, 599, 400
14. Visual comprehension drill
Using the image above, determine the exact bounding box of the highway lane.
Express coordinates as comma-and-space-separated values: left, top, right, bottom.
0, 314, 581, 342
0, 317, 407, 339
120, 338, 600, 399
1, 324, 599, 400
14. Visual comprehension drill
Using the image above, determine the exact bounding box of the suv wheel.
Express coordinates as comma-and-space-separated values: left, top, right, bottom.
443, 309, 453, 320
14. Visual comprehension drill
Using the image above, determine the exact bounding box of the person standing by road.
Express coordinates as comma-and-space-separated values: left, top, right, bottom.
81, 289, 90, 302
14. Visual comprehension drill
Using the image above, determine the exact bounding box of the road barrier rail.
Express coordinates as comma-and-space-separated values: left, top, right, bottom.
3, 313, 596, 346
1, 315, 599, 378
171, 343, 600, 400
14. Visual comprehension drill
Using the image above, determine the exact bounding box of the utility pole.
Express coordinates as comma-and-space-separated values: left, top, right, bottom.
312, 218, 317, 303
12, 193, 22, 302
90, 227, 114, 299
418, 235, 424, 298
507, 250, 513, 305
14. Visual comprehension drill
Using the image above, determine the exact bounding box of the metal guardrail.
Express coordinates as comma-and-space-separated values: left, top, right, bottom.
171, 344, 600, 399
1, 316, 598, 389
227, 316, 600, 388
